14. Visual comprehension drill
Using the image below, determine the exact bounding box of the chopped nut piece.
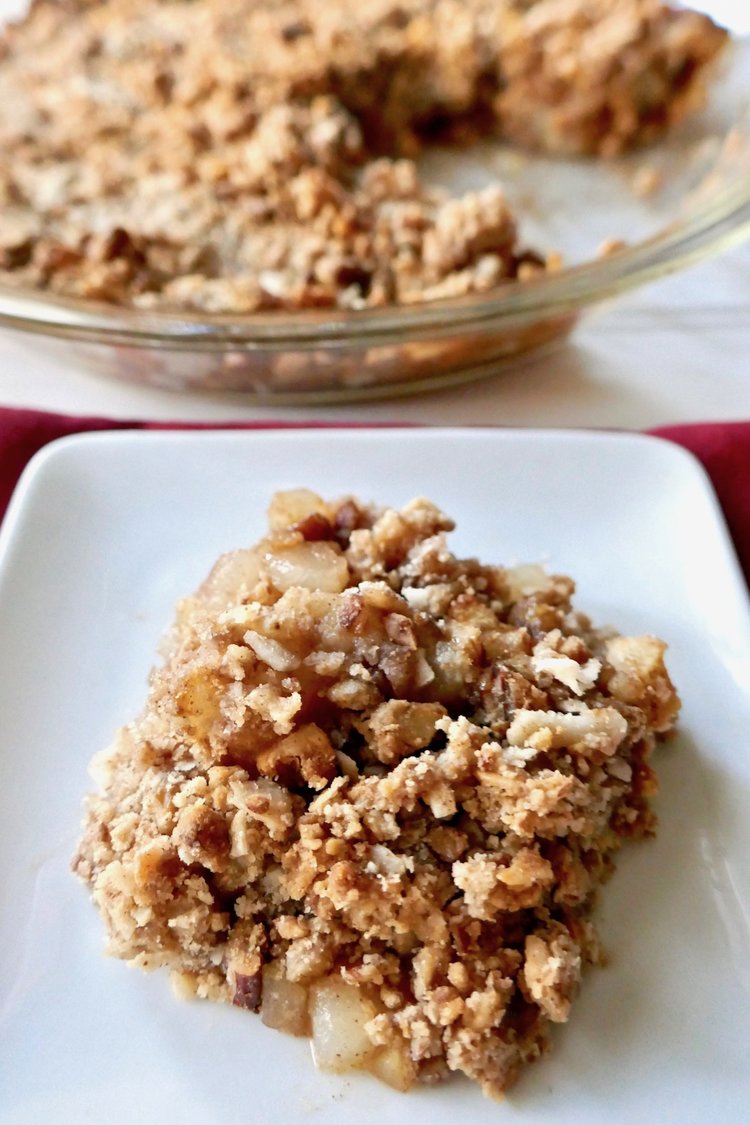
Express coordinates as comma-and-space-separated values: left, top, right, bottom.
256, 724, 337, 790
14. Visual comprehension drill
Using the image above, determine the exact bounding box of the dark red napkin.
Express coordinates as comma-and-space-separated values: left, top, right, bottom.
650, 421, 750, 583
0, 408, 409, 524
0, 407, 747, 582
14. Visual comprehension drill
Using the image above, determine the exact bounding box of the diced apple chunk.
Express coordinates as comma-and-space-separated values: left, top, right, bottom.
309, 977, 378, 1073
365, 1043, 417, 1092
263, 542, 349, 594
268, 489, 330, 531
260, 965, 311, 1037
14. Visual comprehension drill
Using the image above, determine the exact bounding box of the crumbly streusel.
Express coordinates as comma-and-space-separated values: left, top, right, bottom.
0, 0, 726, 312
73, 491, 680, 1097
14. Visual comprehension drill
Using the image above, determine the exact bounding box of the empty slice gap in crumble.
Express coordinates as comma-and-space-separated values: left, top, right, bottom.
73, 489, 680, 1098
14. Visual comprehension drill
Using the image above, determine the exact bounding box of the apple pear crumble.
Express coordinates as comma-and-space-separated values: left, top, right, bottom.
0, 0, 727, 312
73, 491, 680, 1097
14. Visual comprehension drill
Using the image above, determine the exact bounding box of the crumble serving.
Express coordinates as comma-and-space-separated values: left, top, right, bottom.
0, 0, 726, 312
73, 490, 680, 1097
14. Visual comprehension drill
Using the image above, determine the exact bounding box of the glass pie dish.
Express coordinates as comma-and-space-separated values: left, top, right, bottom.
0, 36, 748, 403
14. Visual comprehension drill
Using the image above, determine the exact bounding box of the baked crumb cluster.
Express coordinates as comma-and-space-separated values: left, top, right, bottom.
73, 491, 680, 1097
0, 0, 726, 312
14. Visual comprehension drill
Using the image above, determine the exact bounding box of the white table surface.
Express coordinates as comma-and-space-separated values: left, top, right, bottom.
0, 0, 748, 429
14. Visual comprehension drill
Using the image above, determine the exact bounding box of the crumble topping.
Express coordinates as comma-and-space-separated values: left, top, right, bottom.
73, 490, 680, 1097
0, 0, 726, 312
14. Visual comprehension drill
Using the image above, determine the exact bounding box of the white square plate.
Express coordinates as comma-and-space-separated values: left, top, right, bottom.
1, 428, 749, 1125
